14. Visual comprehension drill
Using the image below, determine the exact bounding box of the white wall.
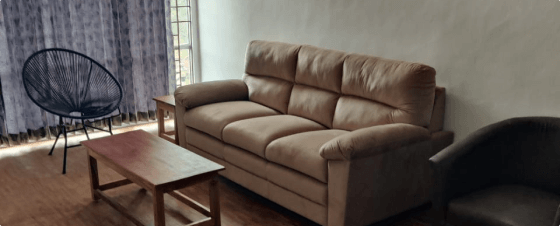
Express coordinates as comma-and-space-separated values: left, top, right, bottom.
196, 0, 560, 142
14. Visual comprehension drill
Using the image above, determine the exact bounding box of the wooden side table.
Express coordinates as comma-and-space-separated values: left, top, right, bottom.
153, 95, 178, 144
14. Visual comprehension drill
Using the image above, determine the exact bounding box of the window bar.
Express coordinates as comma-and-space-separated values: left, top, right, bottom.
188, 20, 194, 84
174, 0, 181, 86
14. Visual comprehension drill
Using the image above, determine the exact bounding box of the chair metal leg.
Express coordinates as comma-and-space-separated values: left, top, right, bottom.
82, 119, 90, 140
48, 129, 63, 156
108, 117, 113, 135
62, 125, 68, 174
49, 117, 65, 156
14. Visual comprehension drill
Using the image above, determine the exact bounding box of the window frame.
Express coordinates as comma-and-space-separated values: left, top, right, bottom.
169, 0, 200, 87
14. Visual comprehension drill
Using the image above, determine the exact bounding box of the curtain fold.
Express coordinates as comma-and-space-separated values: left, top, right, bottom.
0, 0, 173, 147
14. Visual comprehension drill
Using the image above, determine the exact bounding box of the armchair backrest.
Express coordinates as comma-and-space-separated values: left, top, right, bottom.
496, 117, 560, 194
243, 40, 437, 131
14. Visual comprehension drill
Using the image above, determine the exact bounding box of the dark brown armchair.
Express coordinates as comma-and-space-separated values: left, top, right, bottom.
429, 117, 560, 226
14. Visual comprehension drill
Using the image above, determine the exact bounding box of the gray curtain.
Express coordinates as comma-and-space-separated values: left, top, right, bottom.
0, 0, 174, 146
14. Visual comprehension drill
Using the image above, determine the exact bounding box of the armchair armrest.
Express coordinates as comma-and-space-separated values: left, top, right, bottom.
174, 79, 248, 109
320, 123, 431, 160
429, 118, 518, 216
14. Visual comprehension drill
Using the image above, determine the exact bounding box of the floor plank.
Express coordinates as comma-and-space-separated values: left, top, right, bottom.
0, 121, 432, 226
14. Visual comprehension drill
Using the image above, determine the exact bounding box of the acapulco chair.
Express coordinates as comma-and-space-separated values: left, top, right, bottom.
22, 48, 123, 174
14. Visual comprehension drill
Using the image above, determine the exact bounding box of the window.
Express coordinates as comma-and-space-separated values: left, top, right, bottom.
170, 0, 193, 86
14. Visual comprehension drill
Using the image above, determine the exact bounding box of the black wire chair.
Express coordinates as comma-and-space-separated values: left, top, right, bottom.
22, 48, 123, 174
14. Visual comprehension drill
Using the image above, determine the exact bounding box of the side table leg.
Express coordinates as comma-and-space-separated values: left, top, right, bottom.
173, 111, 179, 145
87, 153, 99, 201
153, 189, 165, 226
157, 103, 165, 138
209, 178, 221, 226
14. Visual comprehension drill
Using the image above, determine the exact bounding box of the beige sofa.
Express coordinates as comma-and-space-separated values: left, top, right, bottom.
174, 40, 454, 226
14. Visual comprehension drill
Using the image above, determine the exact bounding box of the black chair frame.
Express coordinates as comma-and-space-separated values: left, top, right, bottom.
48, 110, 121, 174
22, 48, 123, 174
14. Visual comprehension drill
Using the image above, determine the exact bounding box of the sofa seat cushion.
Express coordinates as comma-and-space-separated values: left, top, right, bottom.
447, 185, 560, 226
266, 129, 348, 183
184, 101, 279, 140
222, 115, 326, 158
185, 126, 225, 159
223, 144, 268, 179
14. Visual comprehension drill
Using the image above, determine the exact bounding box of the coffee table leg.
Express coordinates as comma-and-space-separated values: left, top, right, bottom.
153, 190, 165, 226
87, 154, 99, 201
209, 178, 221, 226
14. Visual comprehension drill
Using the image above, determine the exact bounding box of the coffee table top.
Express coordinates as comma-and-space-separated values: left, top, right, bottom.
81, 130, 224, 189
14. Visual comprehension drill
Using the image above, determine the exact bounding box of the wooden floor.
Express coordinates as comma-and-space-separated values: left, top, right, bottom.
0, 121, 433, 226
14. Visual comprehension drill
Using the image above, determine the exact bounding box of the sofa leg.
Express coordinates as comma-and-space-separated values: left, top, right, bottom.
62, 125, 68, 174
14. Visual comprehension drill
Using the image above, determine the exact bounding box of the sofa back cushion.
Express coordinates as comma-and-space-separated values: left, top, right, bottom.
244, 41, 300, 113
287, 45, 347, 127
333, 54, 436, 130
244, 40, 437, 130
428, 87, 446, 132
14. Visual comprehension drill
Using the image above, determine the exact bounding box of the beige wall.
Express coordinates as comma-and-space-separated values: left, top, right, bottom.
196, 0, 560, 141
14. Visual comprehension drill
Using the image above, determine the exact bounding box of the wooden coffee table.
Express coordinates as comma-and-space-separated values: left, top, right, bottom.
81, 130, 225, 226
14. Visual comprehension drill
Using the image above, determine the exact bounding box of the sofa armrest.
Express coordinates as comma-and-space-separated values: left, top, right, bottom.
174, 79, 248, 109
326, 127, 447, 226
320, 123, 431, 161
